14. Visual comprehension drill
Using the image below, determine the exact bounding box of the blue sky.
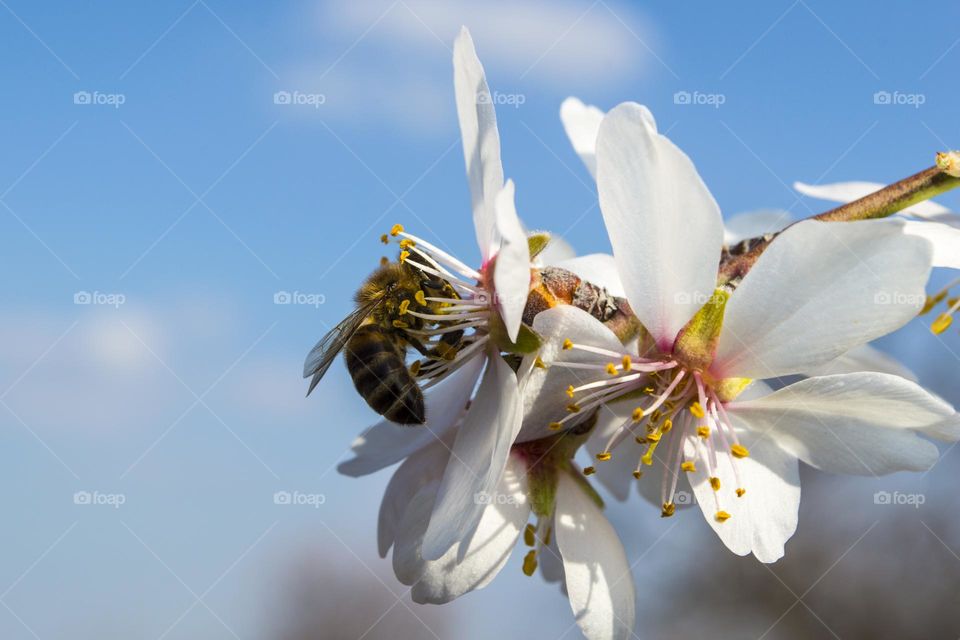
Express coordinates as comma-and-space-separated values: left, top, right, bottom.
1, 1, 959, 638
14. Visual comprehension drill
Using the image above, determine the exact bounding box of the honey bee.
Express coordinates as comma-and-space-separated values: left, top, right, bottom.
303, 260, 459, 425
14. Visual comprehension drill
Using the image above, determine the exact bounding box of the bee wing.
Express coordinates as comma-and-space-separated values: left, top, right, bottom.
303, 299, 382, 397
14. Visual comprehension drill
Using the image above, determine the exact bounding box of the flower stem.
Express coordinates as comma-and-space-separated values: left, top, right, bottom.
718, 152, 960, 284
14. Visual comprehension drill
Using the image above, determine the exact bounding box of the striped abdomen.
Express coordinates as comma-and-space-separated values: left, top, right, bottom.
345, 324, 425, 424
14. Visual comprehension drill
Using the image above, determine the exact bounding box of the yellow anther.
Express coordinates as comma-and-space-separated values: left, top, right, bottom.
932, 313, 953, 335
390, 223, 404, 236
398, 299, 410, 315
522, 549, 538, 576
730, 444, 750, 458
680, 461, 696, 473
583, 466, 596, 476
736, 488, 746, 498
634, 436, 648, 444
391, 319, 409, 329
409, 361, 421, 376
379, 233, 389, 244
643, 387, 655, 394
632, 407, 645, 422
398, 238, 415, 249
414, 290, 426, 306
921, 291, 947, 315
606, 363, 618, 376
566, 403, 581, 413
621, 355, 632, 370
435, 342, 457, 361
661, 419, 673, 433
689, 402, 705, 418
548, 421, 563, 431
566, 385, 576, 398
646, 431, 662, 443
562, 338, 574, 350
534, 356, 547, 369
399, 250, 410, 263
661, 502, 676, 518
596, 452, 612, 462
697, 426, 711, 439
523, 524, 536, 547
641, 452, 654, 466
715, 510, 731, 523
632, 470, 643, 479
710, 477, 721, 491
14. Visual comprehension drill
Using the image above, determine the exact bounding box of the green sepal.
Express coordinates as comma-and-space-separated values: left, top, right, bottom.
673, 288, 730, 371
490, 313, 543, 355
527, 232, 552, 260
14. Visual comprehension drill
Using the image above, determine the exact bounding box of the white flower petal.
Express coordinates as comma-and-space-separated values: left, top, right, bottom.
378, 439, 451, 558
723, 209, 792, 245
553, 253, 625, 298
539, 530, 566, 585
903, 220, 960, 269
454, 26, 505, 258
715, 219, 933, 379
728, 373, 948, 475
597, 102, 724, 349
556, 472, 636, 640
805, 344, 917, 382
493, 180, 532, 343
794, 180, 953, 219
560, 97, 605, 180
410, 455, 531, 604
686, 428, 800, 563
337, 354, 483, 477
518, 306, 626, 443
421, 352, 522, 559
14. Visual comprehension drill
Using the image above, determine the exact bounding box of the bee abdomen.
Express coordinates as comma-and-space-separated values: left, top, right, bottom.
345, 326, 425, 425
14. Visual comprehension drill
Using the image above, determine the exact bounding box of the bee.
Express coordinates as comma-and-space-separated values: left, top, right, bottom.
303, 260, 459, 425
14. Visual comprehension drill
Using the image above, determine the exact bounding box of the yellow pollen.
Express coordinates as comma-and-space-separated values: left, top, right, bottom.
566, 385, 576, 398
921, 291, 947, 315
730, 444, 750, 458
697, 426, 710, 439
643, 387, 655, 394
522, 549, 538, 576
523, 524, 536, 547
710, 477, 721, 491
661, 419, 673, 433
583, 466, 596, 476
566, 403, 581, 413
632, 470, 643, 479
632, 407, 645, 422
931, 313, 953, 335
596, 452, 612, 462
379, 233, 389, 244
399, 250, 410, 263
622, 355, 632, 370
689, 402, 705, 418
736, 488, 746, 497
562, 338, 574, 350
606, 363, 618, 376
680, 461, 696, 472
661, 502, 676, 518
715, 511, 732, 523
641, 452, 654, 466
409, 361, 421, 376
391, 319, 409, 329
398, 299, 410, 315
398, 238, 415, 249
646, 432, 662, 443
414, 290, 426, 306
534, 356, 547, 369
390, 223, 404, 236
548, 421, 563, 431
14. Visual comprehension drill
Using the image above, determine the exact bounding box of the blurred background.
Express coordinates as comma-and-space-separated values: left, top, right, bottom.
1, 1, 958, 638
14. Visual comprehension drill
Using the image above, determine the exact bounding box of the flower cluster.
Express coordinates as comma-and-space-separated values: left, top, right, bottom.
317, 27, 960, 640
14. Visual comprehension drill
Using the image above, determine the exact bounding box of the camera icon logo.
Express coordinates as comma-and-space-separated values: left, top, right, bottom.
873, 91, 892, 105
273, 491, 292, 505
673, 91, 691, 105
674, 491, 694, 505
274, 291, 291, 304
73, 491, 92, 505
74, 291, 92, 305
873, 490, 892, 505
73, 91, 91, 105
273, 91, 292, 105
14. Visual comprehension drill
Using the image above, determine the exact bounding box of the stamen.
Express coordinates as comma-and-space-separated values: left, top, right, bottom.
730, 444, 750, 458
736, 488, 746, 497
562, 339, 574, 350
715, 511, 731, 523
689, 402, 705, 418
681, 461, 696, 472
606, 363, 618, 376
710, 477, 721, 491
596, 452, 612, 462
632, 407, 645, 422
523, 524, 536, 547
415, 290, 427, 306
390, 223, 404, 236
661, 502, 676, 518
522, 550, 538, 576
583, 466, 596, 476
